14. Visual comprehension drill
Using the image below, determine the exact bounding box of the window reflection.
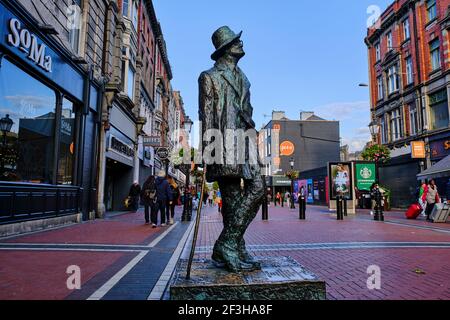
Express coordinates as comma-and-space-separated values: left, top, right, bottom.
0, 59, 56, 183
58, 98, 75, 185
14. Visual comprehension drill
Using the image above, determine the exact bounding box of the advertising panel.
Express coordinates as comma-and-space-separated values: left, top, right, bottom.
328, 162, 353, 200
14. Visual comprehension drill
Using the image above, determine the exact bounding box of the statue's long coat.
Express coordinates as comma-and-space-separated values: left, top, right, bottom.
199, 62, 261, 183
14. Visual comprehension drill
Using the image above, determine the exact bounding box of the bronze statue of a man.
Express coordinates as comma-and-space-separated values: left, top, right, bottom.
199, 26, 265, 272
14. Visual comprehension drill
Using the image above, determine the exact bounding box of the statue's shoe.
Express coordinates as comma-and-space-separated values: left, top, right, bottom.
238, 249, 262, 270
212, 249, 259, 273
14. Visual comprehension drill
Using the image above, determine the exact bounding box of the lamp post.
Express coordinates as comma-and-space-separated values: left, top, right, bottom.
289, 157, 296, 209
368, 119, 384, 221
0, 114, 14, 174
182, 117, 193, 222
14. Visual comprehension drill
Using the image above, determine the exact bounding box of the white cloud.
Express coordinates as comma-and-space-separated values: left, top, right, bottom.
312, 101, 369, 121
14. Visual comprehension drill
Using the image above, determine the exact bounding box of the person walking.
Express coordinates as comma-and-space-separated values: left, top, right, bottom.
166, 176, 180, 225
418, 180, 428, 216
285, 191, 291, 209
423, 179, 440, 222
141, 175, 156, 225
153, 171, 173, 227
128, 181, 141, 213
275, 192, 281, 207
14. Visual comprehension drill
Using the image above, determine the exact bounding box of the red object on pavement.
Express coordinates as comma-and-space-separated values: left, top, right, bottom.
405, 203, 422, 220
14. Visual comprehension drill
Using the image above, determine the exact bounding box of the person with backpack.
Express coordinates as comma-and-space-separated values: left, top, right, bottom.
141, 175, 157, 225
154, 171, 173, 227
128, 181, 141, 213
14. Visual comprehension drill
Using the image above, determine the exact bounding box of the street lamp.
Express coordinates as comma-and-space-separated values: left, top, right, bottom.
182, 116, 193, 222
368, 120, 384, 221
0, 114, 13, 174
368, 120, 380, 145
289, 157, 295, 209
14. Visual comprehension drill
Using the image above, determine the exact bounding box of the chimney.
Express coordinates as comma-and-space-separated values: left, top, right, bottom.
272, 111, 286, 120
300, 111, 314, 120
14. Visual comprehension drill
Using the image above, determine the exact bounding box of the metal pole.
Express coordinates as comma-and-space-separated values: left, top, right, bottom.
186, 167, 206, 280
1, 131, 6, 174
262, 175, 269, 220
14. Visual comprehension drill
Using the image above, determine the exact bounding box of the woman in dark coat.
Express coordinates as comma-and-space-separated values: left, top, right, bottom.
141, 176, 156, 225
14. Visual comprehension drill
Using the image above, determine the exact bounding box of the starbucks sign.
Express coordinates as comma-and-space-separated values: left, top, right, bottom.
355, 163, 376, 191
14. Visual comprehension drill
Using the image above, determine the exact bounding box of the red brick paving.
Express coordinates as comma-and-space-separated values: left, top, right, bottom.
0, 250, 136, 300
4, 211, 165, 245
195, 205, 450, 300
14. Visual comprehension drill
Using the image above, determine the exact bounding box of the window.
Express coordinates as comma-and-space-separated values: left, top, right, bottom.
127, 65, 135, 99
406, 57, 414, 85
430, 38, 441, 71
387, 65, 400, 94
375, 43, 381, 61
0, 59, 56, 183
403, 19, 410, 41
122, 0, 129, 17
387, 31, 393, 50
58, 99, 76, 185
390, 108, 403, 141
380, 116, 388, 144
377, 76, 384, 100
427, 0, 437, 22
132, 0, 138, 30
429, 90, 449, 130
68, 0, 82, 54
409, 105, 419, 136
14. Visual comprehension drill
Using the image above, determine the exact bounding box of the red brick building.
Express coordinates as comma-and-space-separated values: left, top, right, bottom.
365, 0, 450, 207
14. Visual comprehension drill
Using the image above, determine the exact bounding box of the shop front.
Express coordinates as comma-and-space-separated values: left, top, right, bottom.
428, 132, 450, 199
0, 1, 99, 232
104, 104, 137, 211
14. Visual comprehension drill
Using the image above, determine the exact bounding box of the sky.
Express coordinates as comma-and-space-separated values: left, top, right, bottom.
153, 0, 393, 152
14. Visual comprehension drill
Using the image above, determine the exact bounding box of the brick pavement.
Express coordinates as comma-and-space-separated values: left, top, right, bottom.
194, 204, 450, 300
0, 203, 449, 300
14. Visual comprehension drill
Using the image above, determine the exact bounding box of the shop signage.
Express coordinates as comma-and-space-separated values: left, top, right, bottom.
7, 18, 52, 72
272, 175, 291, 187
355, 163, 376, 191
430, 139, 450, 159
110, 135, 135, 159
273, 124, 281, 131
156, 147, 169, 160
411, 141, 426, 159
280, 141, 295, 156
143, 135, 161, 147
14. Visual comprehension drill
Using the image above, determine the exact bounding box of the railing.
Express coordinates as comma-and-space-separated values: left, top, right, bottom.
0, 182, 83, 225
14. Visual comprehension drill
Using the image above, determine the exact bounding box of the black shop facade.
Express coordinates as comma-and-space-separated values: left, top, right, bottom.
0, 1, 100, 235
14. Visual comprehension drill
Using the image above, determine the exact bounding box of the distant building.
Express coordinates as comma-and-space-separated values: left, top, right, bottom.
258, 111, 340, 204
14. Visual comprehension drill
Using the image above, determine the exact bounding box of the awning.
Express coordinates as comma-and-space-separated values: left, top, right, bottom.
417, 155, 450, 180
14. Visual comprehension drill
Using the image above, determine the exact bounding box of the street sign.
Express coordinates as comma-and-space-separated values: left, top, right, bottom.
411, 141, 426, 159
280, 141, 295, 156
143, 136, 161, 147
156, 147, 169, 160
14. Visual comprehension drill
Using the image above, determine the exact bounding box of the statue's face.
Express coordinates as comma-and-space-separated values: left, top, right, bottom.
228, 39, 245, 59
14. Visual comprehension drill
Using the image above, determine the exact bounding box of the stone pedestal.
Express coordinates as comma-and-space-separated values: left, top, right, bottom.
170, 256, 326, 300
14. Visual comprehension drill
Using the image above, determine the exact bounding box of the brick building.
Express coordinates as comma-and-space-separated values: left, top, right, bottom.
365, 0, 450, 207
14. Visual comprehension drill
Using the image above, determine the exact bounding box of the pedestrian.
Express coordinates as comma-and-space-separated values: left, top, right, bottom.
153, 171, 173, 227
208, 190, 214, 207
275, 192, 281, 206
267, 193, 272, 207
166, 176, 180, 225
423, 179, 440, 222
128, 181, 141, 213
141, 175, 157, 225
285, 191, 291, 208
418, 180, 428, 216
281, 192, 285, 207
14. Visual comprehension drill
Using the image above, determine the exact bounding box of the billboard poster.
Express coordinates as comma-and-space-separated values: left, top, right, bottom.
328, 162, 353, 200
355, 163, 376, 191
307, 179, 314, 203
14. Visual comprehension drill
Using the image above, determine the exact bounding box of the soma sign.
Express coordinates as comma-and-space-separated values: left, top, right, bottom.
7, 18, 52, 73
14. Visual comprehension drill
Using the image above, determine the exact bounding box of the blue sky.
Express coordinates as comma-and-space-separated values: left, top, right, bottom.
153, 0, 392, 152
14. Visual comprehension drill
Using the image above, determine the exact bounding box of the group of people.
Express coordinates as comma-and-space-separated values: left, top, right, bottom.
127, 171, 181, 228
269, 187, 306, 208
418, 179, 441, 222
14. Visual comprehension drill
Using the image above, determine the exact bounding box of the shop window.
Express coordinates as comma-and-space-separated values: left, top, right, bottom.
429, 90, 449, 130
0, 59, 56, 183
57, 98, 76, 185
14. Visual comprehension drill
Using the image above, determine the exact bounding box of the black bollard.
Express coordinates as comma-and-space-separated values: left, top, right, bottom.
299, 196, 306, 220
337, 195, 344, 220
343, 197, 348, 217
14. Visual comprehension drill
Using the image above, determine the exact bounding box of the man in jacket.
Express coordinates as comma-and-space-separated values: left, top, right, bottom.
153, 171, 173, 227
199, 26, 264, 272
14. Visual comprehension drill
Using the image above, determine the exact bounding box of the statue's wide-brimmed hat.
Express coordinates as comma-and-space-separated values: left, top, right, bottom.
211, 26, 242, 61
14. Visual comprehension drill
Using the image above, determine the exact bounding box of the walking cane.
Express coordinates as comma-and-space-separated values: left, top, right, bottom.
186, 166, 207, 280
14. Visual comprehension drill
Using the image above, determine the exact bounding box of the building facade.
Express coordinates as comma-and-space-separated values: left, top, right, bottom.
0, 0, 189, 234
365, 0, 450, 207
0, 0, 107, 234
258, 111, 340, 204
